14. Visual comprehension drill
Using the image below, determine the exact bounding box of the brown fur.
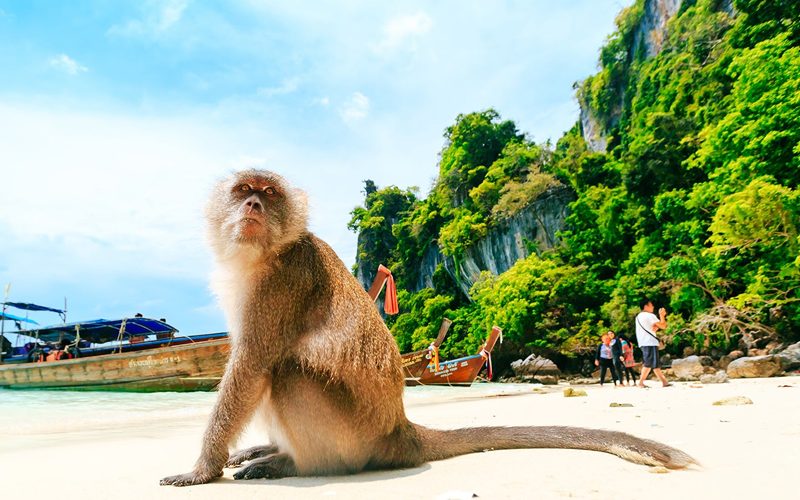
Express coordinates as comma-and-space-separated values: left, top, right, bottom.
160, 170, 696, 487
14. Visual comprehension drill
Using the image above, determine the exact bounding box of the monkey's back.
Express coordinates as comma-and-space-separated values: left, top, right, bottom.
282, 233, 407, 426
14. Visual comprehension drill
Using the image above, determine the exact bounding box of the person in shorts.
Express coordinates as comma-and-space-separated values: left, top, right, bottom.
634, 297, 671, 388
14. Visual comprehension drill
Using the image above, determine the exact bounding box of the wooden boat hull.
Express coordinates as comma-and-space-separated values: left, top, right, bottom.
405, 326, 502, 387
406, 354, 486, 386
400, 349, 433, 379
0, 338, 229, 392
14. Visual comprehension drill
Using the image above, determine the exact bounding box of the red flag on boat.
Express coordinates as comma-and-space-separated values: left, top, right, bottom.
368, 264, 399, 315
383, 269, 398, 315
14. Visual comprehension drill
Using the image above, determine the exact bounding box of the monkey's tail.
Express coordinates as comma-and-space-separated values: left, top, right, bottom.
414, 424, 697, 469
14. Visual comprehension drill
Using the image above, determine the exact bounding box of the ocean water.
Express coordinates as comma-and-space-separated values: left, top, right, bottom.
0, 383, 537, 445
0, 390, 218, 437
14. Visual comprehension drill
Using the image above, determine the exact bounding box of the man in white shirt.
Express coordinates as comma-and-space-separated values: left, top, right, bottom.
635, 298, 671, 388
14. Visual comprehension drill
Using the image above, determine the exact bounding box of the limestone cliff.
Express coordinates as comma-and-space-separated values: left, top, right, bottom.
415, 186, 574, 296
578, 0, 736, 152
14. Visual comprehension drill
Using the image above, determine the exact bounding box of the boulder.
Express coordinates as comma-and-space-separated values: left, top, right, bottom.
511, 354, 561, 384
775, 341, 800, 371
717, 355, 733, 371
699, 370, 728, 384
726, 355, 783, 379
671, 355, 705, 380
765, 341, 783, 354
728, 350, 745, 360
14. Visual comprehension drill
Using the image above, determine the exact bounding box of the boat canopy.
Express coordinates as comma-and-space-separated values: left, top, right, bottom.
0, 311, 39, 325
4, 302, 65, 314
22, 318, 178, 343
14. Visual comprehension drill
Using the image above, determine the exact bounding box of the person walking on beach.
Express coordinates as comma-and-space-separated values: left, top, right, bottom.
618, 335, 637, 385
608, 331, 626, 386
594, 333, 620, 386
635, 298, 671, 388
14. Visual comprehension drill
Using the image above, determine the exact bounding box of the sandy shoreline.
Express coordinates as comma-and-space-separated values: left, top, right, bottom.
2, 377, 797, 499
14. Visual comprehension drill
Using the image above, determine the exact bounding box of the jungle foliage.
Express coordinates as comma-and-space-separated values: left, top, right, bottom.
348, 0, 800, 361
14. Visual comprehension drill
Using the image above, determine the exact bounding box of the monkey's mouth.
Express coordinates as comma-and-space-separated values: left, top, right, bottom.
237, 216, 265, 238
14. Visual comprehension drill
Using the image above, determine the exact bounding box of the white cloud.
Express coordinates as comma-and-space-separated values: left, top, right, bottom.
313, 96, 330, 107
372, 11, 432, 54
48, 54, 88, 75
339, 92, 370, 123
108, 0, 189, 37
159, 0, 189, 30
257, 77, 300, 97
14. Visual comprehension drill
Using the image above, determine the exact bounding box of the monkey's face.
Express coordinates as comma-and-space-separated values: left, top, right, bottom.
206, 169, 308, 257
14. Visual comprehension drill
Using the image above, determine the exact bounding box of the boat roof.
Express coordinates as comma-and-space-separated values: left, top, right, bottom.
16, 318, 178, 343
3, 302, 65, 314
0, 311, 39, 325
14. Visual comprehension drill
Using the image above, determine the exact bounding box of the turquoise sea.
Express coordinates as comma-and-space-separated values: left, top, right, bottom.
0, 383, 537, 448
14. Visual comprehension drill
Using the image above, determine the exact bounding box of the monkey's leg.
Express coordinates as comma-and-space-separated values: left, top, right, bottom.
226, 444, 279, 468
233, 453, 297, 481
160, 355, 269, 487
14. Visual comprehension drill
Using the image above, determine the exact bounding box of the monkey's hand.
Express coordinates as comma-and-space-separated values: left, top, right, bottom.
159, 469, 222, 487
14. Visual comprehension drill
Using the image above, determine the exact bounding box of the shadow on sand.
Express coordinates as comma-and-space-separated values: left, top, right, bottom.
221, 463, 432, 488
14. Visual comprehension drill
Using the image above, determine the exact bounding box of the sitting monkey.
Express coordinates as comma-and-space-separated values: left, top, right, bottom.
161, 170, 695, 486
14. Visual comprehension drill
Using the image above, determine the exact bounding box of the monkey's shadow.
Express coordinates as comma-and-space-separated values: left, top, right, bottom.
223, 464, 432, 488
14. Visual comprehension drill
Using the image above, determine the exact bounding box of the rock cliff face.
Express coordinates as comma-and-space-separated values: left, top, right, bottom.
632, 0, 684, 59
579, 98, 609, 153
415, 186, 574, 296
579, 0, 686, 153
579, 0, 736, 152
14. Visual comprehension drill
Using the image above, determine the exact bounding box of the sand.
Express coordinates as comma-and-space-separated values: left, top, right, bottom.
2, 376, 798, 499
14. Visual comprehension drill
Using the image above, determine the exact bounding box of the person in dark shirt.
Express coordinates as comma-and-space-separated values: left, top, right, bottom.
594, 333, 620, 386
607, 331, 626, 386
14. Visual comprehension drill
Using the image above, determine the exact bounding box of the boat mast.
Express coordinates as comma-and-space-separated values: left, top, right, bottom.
0, 284, 9, 365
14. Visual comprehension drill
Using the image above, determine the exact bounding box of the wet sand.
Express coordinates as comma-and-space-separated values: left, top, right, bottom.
1, 377, 797, 499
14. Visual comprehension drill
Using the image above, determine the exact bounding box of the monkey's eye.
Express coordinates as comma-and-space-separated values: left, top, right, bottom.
239, 184, 252, 192
263, 186, 275, 195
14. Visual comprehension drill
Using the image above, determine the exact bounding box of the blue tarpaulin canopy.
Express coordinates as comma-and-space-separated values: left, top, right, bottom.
4, 302, 65, 314
21, 318, 178, 344
0, 311, 39, 325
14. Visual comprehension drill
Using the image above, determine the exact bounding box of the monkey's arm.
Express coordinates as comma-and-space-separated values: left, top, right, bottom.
160, 343, 267, 487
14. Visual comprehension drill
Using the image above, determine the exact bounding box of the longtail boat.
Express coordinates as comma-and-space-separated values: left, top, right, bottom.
398, 318, 451, 379
1, 302, 229, 391
412, 326, 503, 387
368, 265, 502, 386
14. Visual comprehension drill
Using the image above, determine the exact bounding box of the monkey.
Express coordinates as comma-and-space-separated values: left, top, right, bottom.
160, 169, 696, 487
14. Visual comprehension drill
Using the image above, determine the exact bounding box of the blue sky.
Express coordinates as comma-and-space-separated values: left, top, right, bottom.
0, 0, 632, 336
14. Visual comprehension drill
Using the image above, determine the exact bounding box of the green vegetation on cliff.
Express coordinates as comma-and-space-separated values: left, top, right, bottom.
349, 0, 800, 362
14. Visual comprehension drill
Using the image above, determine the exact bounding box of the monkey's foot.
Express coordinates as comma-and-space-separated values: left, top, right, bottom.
226, 444, 280, 468
160, 469, 222, 487
233, 453, 297, 480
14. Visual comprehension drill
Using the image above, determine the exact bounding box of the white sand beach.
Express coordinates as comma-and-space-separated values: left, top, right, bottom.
1, 377, 797, 499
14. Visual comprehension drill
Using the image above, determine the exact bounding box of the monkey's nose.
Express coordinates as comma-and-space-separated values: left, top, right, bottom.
245, 196, 263, 213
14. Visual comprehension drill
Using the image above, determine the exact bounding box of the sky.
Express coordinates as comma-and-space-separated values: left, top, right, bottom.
0, 0, 633, 337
